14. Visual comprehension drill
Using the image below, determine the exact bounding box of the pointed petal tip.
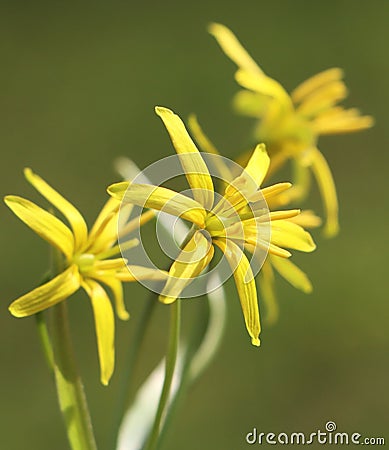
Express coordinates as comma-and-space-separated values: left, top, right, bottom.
100, 376, 110, 386
158, 295, 177, 305
188, 112, 196, 121
251, 337, 261, 347
305, 233, 317, 252
23, 167, 33, 178
304, 284, 313, 294
256, 142, 267, 153
208, 22, 223, 35
4, 195, 13, 206
284, 182, 293, 189
106, 181, 129, 199
8, 304, 25, 318
155, 106, 173, 117
323, 222, 340, 238
118, 311, 130, 321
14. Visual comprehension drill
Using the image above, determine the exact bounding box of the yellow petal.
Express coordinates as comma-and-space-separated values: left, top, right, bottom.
93, 258, 127, 271
241, 143, 270, 188
95, 238, 138, 262
291, 68, 344, 104
271, 220, 316, 252
89, 203, 137, 255
241, 223, 291, 258
245, 241, 291, 259
116, 265, 169, 282
313, 108, 374, 134
308, 147, 339, 237
267, 162, 311, 208
118, 209, 156, 240
9, 265, 80, 317
258, 260, 279, 325
87, 197, 122, 251
91, 275, 129, 321
107, 182, 207, 228
288, 210, 322, 229
4, 195, 74, 260
155, 107, 214, 210
187, 114, 220, 155
296, 80, 348, 118
159, 230, 214, 304
254, 209, 301, 222
257, 182, 292, 201
208, 22, 262, 76
270, 255, 312, 293
235, 69, 292, 110
188, 114, 234, 185
213, 239, 260, 346
82, 279, 115, 386
89, 212, 117, 254
24, 168, 88, 252
233, 90, 271, 118
224, 144, 270, 206
90, 197, 120, 230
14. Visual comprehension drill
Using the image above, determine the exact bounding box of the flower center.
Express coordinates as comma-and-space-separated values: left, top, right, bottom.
74, 253, 95, 275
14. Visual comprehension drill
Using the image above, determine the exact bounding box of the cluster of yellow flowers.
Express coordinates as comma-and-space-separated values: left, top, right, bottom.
4, 24, 373, 386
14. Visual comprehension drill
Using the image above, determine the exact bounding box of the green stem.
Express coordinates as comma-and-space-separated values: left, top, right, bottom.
156, 298, 208, 449
158, 265, 227, 448
35, 271, 55, 373
108, 292, 157, 450
145, 300, 181, 450
51, 301, 98, 450
35, 312, 54, 373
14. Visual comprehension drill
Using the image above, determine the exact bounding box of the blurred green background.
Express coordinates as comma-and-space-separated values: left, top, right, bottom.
0, 1, 388, 449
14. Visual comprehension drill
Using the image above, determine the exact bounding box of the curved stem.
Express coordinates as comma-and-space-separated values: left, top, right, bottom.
158, 271, 227, 448
108, 292, 157, 450
52, 301, 98, 450
155, 300, 207, 449
144, 300, 181, 450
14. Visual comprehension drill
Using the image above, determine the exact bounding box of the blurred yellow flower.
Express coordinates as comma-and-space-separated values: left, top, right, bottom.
5, 169, 166, 385
108, 106, 316, 347
209, 23, 374, 237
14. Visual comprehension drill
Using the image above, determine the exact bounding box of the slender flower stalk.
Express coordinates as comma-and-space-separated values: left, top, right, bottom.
108, 106, 316, 346
110, 291, 158, 450
145, 300, 181, 450
35, 312, 55, 372
52, 300, 98, 450
4, 169, 167, 385
209, 23, 374, 236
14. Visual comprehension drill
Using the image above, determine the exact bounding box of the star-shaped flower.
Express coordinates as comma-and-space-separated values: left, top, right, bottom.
209, 23, 374, 236
5, 169, 166, 384
108, 107, 316, 346
188, 114, 320, 325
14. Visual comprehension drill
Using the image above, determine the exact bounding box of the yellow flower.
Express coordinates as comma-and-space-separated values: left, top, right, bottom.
108, 106, 316, 346
5, 169, 166, 385
188, 114, 320, 325
209, 23, 374, 237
